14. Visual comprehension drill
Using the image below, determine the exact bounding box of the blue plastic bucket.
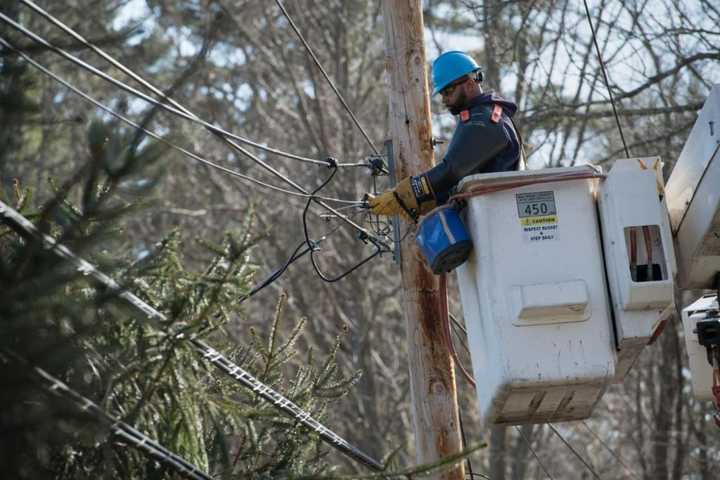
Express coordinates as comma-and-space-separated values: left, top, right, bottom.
415, 205, 472, 274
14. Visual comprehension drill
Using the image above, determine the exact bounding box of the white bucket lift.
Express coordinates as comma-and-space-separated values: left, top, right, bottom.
456, 166, 616, 425
597, 158, 676, 380
455, 161, 676, 426
664, 84, 720, 412
681, 295, 720, 401
453, 84, 720, 427
665, 85, 720, 290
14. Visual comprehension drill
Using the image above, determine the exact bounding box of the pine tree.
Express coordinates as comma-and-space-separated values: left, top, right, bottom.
0, 118, 361, 479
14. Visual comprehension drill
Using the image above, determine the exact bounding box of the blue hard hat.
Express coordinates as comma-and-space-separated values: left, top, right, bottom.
431, 51, 482, 96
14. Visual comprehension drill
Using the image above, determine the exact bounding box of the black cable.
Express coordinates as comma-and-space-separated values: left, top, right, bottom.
238, 241, 311, 303
548, 423, 602, 480
12, 356, 213, 480
274, 0, 381, 158
0, 38, 361, 206
457, 409, 477, 479
582, 0, 631, 158
302, 167, 387, 283
0, 14, 378, 241
514, 425, 554, 480
18, 0, 366, 169
0, 32, 393, 290
0, 200, 385, 472
581, 420, 640, 480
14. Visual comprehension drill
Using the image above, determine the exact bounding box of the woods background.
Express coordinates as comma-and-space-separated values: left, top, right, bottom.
2, 0, 719, 478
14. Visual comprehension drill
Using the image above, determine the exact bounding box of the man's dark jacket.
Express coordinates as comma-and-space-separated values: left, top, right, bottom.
424, 92, 522, 203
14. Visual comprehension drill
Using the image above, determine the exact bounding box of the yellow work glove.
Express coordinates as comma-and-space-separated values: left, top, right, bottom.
367, 175, 436, 221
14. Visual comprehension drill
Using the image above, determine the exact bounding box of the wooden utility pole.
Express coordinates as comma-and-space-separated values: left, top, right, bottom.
381, 2, 464, 478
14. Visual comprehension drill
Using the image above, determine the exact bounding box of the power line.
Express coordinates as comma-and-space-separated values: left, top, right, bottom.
514, 426, 555, 480
301, 165, 388, 283
0, 200, 385, 472
548, 423, 602, 480
582, 0, 631, 158
449, 312, 471, 355
18, 0, 366, 170
0, 12, 383, 245
457, 410, 487, 480
581, 420, 641, 480
273, 0, 382, 159
239, 217, 356, 303
0, 37, 361, 206
1, 18, 391, 316
11, 356, 213, 480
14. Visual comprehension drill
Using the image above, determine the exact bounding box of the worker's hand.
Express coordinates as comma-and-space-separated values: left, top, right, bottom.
367, 176, 436, 221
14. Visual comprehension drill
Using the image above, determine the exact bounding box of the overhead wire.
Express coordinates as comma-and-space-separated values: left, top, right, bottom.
17, 0, 396, 249
548, 423, 602, 480
301, 164, 389, 283
238, 217, 350, 303
13, 356, 213, 480
582, 0, 631, 158
17, 0, 365, 169
273, 0, 382, 159
0, 200, 385, 472
0, 11, 383, 245
456, 409, 487, 480
438, 274, 476, 389
579, 9, 664, 470
0, 37, 361, 206
581, 420, 641, 480
514, 426, 555, 480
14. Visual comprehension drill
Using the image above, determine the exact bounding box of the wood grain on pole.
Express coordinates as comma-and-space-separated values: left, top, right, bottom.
381, 1, 464, 478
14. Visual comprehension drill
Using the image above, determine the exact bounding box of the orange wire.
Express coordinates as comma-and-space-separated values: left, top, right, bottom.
642, 225, 653, 267
439, 274, 476, 389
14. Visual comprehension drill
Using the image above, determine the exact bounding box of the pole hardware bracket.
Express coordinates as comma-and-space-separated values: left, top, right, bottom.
367, 154, 389, 176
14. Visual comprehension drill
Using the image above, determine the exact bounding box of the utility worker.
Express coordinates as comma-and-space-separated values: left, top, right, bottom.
368, 51, 522, 220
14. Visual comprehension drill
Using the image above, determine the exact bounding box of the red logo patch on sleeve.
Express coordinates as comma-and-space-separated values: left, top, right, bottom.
491, 104, 503, 123
459, 110, 470, 122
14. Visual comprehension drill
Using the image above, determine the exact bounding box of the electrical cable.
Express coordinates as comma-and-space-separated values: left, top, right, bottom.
449, 316, 471, 356
548, 423, 602, 480
10, 356, 213, 480
1, 31, 392, 297
0, 14, 382, 242
17, 0, 368, 169
514, 426, 554, 480
449, 312, 468, 336
0, 200, 385, 472
457, 409, 485, 480
0, 37, 361, 205
437, 278, 478, 479
581, 421, 641, 480
439, 274, 476, 388
582, 0, 631, 158
301, 165, 387, 283
237, 215, 350, 303
448, 313, 473, 359
274, 0, 382, 159
239, 241, 311, 304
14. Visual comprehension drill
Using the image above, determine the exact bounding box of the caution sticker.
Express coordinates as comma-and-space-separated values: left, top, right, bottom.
516, 191, 558, 242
